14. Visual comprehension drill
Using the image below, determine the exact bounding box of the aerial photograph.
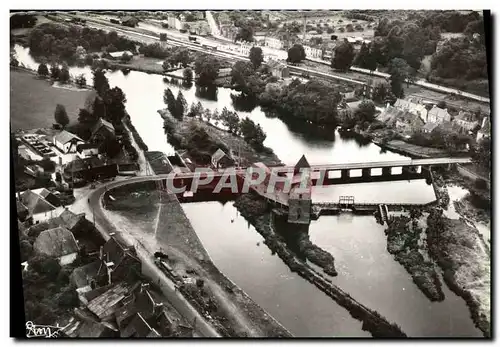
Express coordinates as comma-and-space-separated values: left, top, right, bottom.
10, 9, 491, 338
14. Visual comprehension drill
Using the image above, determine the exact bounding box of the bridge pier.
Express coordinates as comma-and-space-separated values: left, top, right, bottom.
362, 168, 371, 178
382, 167, 391, 176
341, 169, 350, 179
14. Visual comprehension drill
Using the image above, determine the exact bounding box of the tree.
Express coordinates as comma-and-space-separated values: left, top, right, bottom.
332, 42, 355, 71
54, 104, 69, 128
194, 55, 221, 87
354, 43, 377, 71
183, 67, 193, 82
235, 26, 253, 42
175, 90, 187, 121
164, 88, 177, 118
175, 48, 192, 68
346, 24, 354, 32
239, 117, 267, 151
388, 58, 413, 98
19, 240, 33, 263
473, 137, 491, 171
287, 44, 306, 64
92, 68, 110, 97
371, 82, 389, 104
59, 64, 71, 83
75, 74, 87, 88
50, 63, 60, 80
37, 63, 49, 77
327, 27, 335, 34
249, 46, 264, 69
105, 87, 127, 124
354, 100, 377, 124
220, 107, 240, 134
10, 54, 19, 67
120, 52, 132, 63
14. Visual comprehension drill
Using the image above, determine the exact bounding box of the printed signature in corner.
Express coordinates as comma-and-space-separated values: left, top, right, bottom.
25, 321, 64, 338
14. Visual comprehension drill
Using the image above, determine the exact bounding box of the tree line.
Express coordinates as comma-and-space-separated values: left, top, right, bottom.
162, 87, 267, 152
28, 23, 137, 64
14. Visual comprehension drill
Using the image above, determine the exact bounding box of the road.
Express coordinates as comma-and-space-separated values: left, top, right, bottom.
79, 178, 221, 337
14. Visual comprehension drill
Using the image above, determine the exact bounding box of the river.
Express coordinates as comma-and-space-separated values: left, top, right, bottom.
13, 44, 482, 337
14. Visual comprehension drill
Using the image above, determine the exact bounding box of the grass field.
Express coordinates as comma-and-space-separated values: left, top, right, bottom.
10, 69, 91, 131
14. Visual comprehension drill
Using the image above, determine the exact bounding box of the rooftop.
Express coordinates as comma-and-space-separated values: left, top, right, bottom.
54, 130, 83, 145
91, 118, 115, 136
33, 226, 79, 258
87, 283, 130, 319
19, 189, 57, 215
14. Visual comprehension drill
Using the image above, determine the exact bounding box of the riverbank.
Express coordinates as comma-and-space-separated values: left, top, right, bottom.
426, 210, 490, 337
234, 193, 407, 338
103, 182, 291, 337
385, 214, 445, 301
159, 108, 282, 167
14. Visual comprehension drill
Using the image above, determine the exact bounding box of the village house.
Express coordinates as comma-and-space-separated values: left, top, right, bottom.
24, 164, 44, 178
220, 25, 238, 41
211, 148, 233, 169
427, 105, 452, 124
77, 143, 100, 159
107, 51, 134, 60
33, 226, 80, 265
96, 236, 141, 286
58, 313, 117, 338
18, 189, 63, 223
267, 59, 290, 79
91, 118, 116, 143
64, 156, 118, 183
378, 105, 425, 135
168, 15, 183, 30
31, 187, 61, 207
121, 16, 139, 27
265, 37, 283, 50
422, 122, 439, 134
303, 45, 323, 59
53, 130, 85, 154
394, 98, 428, 123
453, 110, 479, 132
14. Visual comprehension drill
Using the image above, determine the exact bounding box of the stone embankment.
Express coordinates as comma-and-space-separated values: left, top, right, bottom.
234, 193, 407, 338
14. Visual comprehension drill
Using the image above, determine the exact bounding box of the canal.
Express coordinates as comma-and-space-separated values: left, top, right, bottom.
14, 45, 482, 337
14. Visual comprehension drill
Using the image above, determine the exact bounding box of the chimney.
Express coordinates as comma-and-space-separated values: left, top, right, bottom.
482, 116, 487, 128
99, 246, 104, 260
109, 232, 116, 237
141, 283, 150, 293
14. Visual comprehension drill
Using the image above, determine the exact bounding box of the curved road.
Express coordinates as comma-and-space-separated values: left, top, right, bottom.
86, 178, 221, 338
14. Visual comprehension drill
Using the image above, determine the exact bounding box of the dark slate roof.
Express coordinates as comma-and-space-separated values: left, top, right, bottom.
295, 155, 310, 170
59, 209, 86, 231
33, 226, 79, 258
54, 130, 83, 145
20, 190, 57, 215
91, 118, 115, 137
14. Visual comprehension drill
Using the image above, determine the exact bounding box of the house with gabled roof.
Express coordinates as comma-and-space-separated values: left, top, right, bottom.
54, 130, 85, 154
97, 236, 141, 285
18, 189, 62, 223
211, 148, 233, 169
31, 188, 61, 207
453, 110, 479, 132
427, 105, 451, 124
33, 226, 79, 265
91, 118, 116, 144
394, 98, 428, 123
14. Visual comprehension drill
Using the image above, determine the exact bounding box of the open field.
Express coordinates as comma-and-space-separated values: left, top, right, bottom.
10, 69, 91, 131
